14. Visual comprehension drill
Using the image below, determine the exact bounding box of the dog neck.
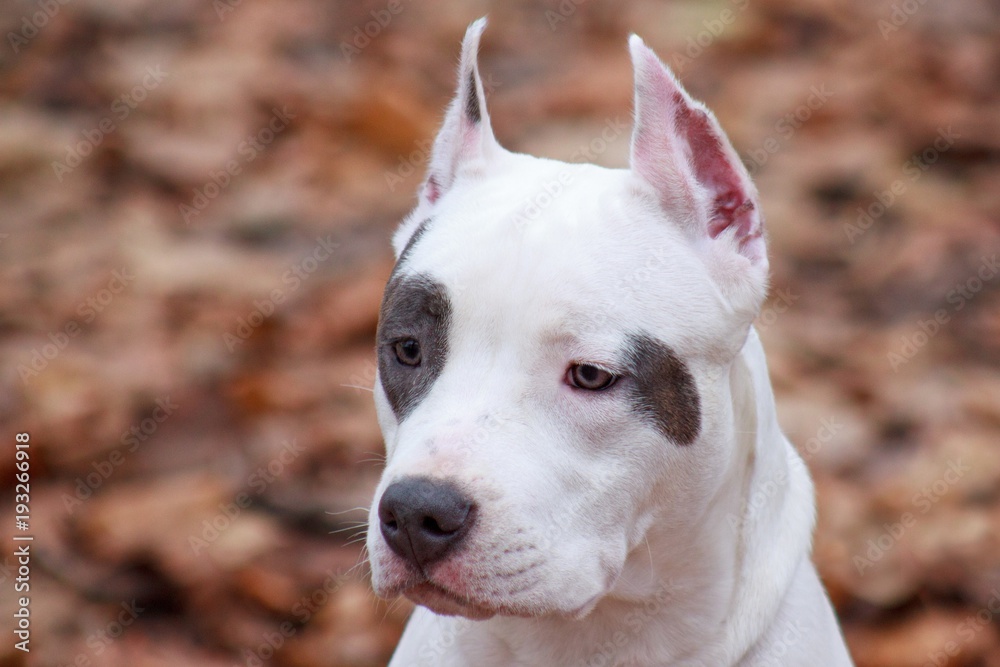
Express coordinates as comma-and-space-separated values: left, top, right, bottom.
708, 328, 817, 660
473, 329, 816, 665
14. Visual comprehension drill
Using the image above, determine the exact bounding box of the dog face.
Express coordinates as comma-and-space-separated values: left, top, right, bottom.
366, 19, 768, 620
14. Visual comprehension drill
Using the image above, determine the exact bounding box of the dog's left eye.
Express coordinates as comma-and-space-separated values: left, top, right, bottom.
567, 364, 617, 391
393, 338, 422, 366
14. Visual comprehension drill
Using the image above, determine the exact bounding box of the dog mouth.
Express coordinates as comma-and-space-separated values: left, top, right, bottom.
399, 579, 603, 621
372, 542, 610, 620
403, 581, 498, 620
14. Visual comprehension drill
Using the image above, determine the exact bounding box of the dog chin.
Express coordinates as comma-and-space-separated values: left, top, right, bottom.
404, 581, 605, 622
404, 582, 498, 620
372, 552, 608, 620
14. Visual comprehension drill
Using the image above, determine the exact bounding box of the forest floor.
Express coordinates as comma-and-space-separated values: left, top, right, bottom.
1, 0, 999, 665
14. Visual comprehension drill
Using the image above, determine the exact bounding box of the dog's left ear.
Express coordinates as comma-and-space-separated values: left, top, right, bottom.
393, 18, 499, 258
628, 36, 767, 313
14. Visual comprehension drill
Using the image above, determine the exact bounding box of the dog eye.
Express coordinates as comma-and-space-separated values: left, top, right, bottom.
393, 338, 422, 366
567, 364, 617, 391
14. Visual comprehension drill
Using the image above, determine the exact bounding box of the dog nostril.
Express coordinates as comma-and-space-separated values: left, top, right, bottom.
421, 516, 449, 536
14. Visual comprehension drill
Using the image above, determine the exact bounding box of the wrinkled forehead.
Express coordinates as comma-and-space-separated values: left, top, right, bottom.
392, 158, 724, 349
377, 270, 702, 444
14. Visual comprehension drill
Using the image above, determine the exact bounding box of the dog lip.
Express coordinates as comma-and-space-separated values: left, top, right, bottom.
371, 566, 424, 600
404, 582, 498, 620
372, 579, 410, 600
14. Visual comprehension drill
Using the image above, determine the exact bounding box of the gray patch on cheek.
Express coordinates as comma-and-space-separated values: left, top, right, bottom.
377, 273, 452, 421
623, 333, 701, 444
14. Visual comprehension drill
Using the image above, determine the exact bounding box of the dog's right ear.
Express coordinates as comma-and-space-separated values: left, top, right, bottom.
393, 18, 498, 258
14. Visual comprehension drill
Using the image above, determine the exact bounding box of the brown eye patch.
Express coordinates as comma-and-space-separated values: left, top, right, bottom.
377, 274, 452, 421
622, 333, 701, 445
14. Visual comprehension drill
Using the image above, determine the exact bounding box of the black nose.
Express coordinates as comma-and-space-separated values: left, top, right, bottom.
378, 477, 476, 570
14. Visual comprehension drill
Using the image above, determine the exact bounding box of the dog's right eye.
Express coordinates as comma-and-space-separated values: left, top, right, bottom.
567, 363, 617, 391
393, 338, 422, 366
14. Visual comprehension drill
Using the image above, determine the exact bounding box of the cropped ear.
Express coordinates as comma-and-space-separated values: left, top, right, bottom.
420, 17, 498, 206
628, 35, 767, 297
392, 18, 498, 259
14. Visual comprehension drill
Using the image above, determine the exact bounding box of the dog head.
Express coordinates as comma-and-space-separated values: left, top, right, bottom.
366, 18, 768, 620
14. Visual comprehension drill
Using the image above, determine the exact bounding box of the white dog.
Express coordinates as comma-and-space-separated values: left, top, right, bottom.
366, 19, 854, 666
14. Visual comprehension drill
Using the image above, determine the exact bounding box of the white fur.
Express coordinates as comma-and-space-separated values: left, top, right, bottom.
367, 20, 853, 667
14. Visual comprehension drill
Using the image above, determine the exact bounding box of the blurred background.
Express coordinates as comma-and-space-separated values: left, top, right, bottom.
1, 0, 999, 665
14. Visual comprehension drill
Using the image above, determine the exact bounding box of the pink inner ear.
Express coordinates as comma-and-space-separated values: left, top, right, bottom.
425, 176, 441, 204
423, 122, 483, 205
708, 197, 756, 239
672, 102, 755, 240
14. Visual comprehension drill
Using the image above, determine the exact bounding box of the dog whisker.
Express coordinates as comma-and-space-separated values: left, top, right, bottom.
340, 383, 375, 393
